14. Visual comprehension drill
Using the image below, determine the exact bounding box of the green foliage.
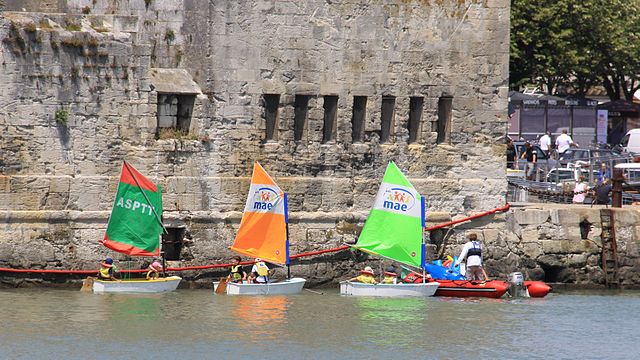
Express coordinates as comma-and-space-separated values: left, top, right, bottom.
23, 22, 37, 33
510, 0, 640, 100
64, 17, 82, 31
164, 29, 175, 43
55, 108, 69, 125
157, 128, 197, 140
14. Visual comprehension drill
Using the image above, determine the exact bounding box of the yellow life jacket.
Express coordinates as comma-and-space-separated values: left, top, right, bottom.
231, 264, 243, 280
99, 266, 111, 279
255, 262, 269, 277
146, 270, 159, 280
356, 274, 377, 284
382, 276, 396, 284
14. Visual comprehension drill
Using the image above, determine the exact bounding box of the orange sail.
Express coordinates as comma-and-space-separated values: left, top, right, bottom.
230, 162, 288, 265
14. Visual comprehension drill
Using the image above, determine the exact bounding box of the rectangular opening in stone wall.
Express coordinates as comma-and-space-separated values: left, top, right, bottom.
294, 95, 311, 142
380, 96, 396, 143
162, 227, 185, 261
263, 94, 280, 142
437, 96, 453, 144
156, 94, 195, 138
351, 96, 367, 143
408, 97, 424, 143
322, 95, 338, 143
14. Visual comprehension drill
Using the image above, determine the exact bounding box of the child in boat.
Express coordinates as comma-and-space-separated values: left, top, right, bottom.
146, 261, 163, 280
227, 256, 247, 283
98, 257, 118, 280
248, 258, 270, 284
382, 266, 398, 284
348, 266, 378, 284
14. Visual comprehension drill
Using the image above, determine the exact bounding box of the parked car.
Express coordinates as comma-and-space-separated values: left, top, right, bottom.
544, 167, 599, 184
620, 129, 640, 154
512, 141, 558, 180
513, 142, 558, 165
557, 148, 623, 168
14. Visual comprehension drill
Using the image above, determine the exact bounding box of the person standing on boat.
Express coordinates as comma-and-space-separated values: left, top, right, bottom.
227, 256, 247, 283
248, 258, 270, 284
348, 266, 378, 284
381, 266, 398, 284
454, 233, 487, 281
146, 261, 163, 280
98, 257, 118, 280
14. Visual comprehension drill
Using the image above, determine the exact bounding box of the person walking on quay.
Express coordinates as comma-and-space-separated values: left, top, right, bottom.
539, 131, 551, 157
555, 129, 575, 155
520, 141, 537, 180
454, 233, 487, 282
506, 138, 516, 169
573, 176, 589, 204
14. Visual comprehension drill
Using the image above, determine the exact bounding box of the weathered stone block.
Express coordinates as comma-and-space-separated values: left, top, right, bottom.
514, 209, 550, 225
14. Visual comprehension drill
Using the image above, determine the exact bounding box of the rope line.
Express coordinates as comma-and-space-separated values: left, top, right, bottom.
0, 203, 511, 275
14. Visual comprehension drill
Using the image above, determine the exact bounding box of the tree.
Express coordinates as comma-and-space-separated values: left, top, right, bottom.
510, 0, 640, 101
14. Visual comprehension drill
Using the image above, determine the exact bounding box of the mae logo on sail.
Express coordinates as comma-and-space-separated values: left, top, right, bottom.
382, 187, 416, 212
252, 187, 279, 210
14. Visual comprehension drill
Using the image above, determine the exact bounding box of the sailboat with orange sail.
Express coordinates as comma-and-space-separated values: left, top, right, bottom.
213, 162, 306, 295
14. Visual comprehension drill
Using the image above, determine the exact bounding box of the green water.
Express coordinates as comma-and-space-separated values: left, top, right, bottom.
0, 288, 638, 359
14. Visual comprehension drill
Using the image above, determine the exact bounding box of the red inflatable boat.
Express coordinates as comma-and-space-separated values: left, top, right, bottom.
435, 280, 509, 298
434, 280, 551, 298
403, 272, 552, 298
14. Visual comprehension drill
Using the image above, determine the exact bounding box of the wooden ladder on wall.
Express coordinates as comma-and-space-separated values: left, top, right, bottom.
600, 209, 620, 288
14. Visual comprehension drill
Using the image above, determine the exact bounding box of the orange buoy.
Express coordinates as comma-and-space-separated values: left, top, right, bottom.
524, 281, 552, 297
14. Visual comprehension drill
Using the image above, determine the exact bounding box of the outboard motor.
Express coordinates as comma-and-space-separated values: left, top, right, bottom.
507, 272, 528, 297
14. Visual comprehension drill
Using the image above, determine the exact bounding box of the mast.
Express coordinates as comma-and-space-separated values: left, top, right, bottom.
284, 192, 291, 279
421, 196, 426, 283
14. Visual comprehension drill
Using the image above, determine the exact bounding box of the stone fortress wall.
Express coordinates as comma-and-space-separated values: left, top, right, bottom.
0, 0, 545, 285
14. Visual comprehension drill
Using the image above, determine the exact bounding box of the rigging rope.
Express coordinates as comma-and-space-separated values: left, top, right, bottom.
0, 204, 510, 275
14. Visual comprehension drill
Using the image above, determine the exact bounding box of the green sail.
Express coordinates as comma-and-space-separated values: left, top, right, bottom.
102, 162, 164, 257
355, 162, 424, 268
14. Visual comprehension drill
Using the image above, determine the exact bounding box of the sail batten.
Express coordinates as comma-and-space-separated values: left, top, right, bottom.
101, 161, 163, 257
231, 162, 288, 265
354, 162, 424, 268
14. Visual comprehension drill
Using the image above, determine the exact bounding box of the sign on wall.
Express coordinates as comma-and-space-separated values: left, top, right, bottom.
597, 109, 608, 144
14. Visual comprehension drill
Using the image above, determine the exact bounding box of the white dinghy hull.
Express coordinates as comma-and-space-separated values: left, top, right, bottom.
340, 281, 440, 297
214, 277, 306, 295
92, 276, 182, 293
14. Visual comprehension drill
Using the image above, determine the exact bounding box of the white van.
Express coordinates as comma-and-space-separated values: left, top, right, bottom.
620, 129, 640, 153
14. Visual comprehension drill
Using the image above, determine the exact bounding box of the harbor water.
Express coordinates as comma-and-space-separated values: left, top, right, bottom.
0, 288, 638, 359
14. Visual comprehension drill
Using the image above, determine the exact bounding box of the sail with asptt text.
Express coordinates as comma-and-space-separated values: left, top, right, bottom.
230, 162, 288, 265
101, 161, 164, 257
354, 161, 426, 269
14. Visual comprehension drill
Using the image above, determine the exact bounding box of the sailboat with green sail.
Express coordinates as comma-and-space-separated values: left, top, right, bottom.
340, 162, 440, 297
90, 161, 181, 293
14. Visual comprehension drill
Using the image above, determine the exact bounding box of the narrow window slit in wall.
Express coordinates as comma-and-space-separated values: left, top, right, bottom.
437, 95, 453, 144
294, 95, 311, 142
380, 96, 396, 143
352, 96, 367, 143
408, 96, 424, 143
322, 95, 338, 143
263, 94, 280, 142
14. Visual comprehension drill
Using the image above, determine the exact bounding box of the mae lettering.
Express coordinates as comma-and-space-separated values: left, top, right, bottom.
383, 201, 408, 211
115, 197, 155, 216
253, 202, 273, 210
